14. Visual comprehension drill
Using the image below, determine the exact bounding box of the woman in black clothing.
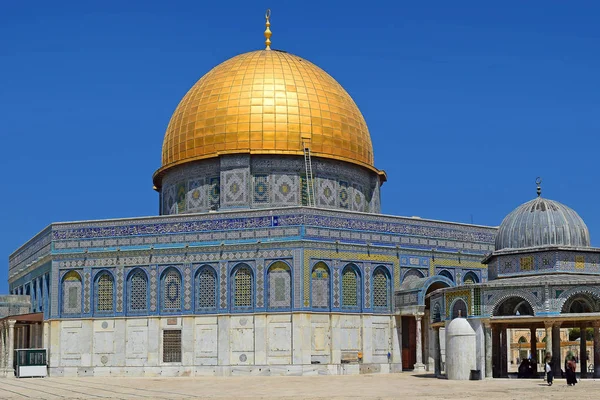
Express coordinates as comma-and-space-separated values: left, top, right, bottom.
545, 353, 554, 386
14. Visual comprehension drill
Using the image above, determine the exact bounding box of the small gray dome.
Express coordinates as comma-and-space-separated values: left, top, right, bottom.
495, 197, 590, 251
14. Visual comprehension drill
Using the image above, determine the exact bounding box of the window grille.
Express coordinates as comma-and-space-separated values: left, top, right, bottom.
234, 267, 252, 308
268, 263, 291, 309
197, 268, 217, 310
162, 330, 182, 363
129, 270, 147, 311
473, 288, 482, 316
342, 268, 358, 307
373, 269, 389, 309
311, 263, 330, 309
96, 273, 114, 312
62, 271, 82, 314
163, 269, 181, 311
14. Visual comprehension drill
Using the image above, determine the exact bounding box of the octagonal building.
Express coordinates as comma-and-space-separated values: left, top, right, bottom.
1, 14, 497, 377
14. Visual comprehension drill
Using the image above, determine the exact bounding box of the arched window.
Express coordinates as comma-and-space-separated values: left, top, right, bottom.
341, 265, 361, 309
372, 267, 390, 311
463, 271, 479, 284
62, 271, 82, 315
196, 266, 217, 311
95, 271, 114, 313
402, 269, 424, 284
311, 262, 330, 309
128, 269, 148, 312
439, 270, 454, 282
494, 296, 534, 317
267, 261, 291, 310
232, 265, 253, 310
162, 268, 182, 312
451, 299, 468, 319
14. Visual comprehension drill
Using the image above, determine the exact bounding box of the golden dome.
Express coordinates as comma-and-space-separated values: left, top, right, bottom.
154, 49, 377, 185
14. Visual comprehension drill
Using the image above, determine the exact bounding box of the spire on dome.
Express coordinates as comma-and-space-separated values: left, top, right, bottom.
264, 9, 272, 50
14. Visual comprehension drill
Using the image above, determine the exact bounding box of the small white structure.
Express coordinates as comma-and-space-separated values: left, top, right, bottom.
445, 318, 476, 380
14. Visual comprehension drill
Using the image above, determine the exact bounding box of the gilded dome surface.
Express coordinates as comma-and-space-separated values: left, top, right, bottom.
155, 49, 375, 183
495, 196, 590, 251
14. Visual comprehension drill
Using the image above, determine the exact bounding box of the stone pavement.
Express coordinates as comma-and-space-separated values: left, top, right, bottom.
0, 374, 599, 399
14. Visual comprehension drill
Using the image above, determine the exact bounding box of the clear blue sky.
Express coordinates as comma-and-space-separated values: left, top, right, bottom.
1, 1, 599, 293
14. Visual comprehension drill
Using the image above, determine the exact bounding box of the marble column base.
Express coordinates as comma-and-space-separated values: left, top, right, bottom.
413, 363, 426, 372
0, 368, 15, 378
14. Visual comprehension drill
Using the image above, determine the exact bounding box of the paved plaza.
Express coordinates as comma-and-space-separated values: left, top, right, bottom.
1, 374, 599, 399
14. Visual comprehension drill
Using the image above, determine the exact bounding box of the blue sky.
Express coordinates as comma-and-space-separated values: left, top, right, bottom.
1, 1, 598, 293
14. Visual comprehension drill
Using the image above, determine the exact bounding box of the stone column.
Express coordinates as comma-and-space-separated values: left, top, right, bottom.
580, 323, 587, 379
413, 313, 426, 372
484, 321, 492, 378
593, 321, 600, 378
43, 321, 49, 350
491, 324, 500, 378
500, 324, 508, 378
530, 326, 537, 376
6, 320, 16, 377
433, 327, 441, 377
0, 322, 5, 371
544, 321, 553, 358
552, 322, 562, 377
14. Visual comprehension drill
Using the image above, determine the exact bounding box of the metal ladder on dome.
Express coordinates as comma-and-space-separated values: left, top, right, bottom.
303, 145, 316, 207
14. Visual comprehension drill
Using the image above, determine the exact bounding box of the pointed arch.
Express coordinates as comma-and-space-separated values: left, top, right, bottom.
267, 261, 292, 310
493, 296, 535, 317
161, 267, 182, 312
231, 263, 254, 311
94, 270, 115, 314
450, 298, 468, 319
463, 271, 479, 284
62, 270, 82, 315
438, 270, 454, 282
311, 262, 331, 310
127, 268, 148, 313
372, 266, 391, 311
195, 265, 218, 311
402, 269, 425, 284
341, 264, 361, 310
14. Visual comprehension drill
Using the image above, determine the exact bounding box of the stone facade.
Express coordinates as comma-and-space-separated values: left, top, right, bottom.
7, 206, 495, 377
47, 314, 401, 377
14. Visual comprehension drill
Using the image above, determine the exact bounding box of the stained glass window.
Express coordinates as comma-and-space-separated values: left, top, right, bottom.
62, 271, 82, 314
196, 267, 217, 310
96, 272, 114, 312
233, 266, 252, 309
342, 266, 359, 308
163, 269, 181, 311
129, 270, 147, 311
268, 262, 291, 309
372, 268, 389, 309
311, 262, 330, 309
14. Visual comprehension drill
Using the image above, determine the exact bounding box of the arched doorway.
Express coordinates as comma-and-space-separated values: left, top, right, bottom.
400, 276, 453, 371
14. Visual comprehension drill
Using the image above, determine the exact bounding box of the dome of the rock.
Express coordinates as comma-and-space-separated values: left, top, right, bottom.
153, 49, 377, 187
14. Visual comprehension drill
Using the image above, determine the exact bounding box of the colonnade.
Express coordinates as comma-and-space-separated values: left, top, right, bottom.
485, 320, 600, 379
429, 319, 600, 379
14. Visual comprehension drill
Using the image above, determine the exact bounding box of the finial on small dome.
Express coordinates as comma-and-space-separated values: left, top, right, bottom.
264, 9, 272, 50
536, 177, 542, 197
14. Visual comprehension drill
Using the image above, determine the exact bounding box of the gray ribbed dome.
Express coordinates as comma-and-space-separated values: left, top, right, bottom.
495, 197, 590, 251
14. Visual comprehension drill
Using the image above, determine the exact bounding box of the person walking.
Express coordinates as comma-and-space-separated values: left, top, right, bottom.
545, 353, 554, 386
565, 351, 577, 386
